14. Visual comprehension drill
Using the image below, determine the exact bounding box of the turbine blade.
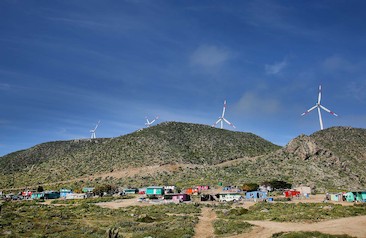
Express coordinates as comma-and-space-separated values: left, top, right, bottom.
212, 118, 222, 127
301, 105, 317, 116
320, 105, 338, 116
318, 85, 322, 104
221, 100, 226, 118
94, 120, 100, 130
223, 118, 236, 128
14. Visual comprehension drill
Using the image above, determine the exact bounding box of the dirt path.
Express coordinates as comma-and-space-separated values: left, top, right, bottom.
194, 207, 217, 238
96, 197, 151, 209
228, 216, 366, 238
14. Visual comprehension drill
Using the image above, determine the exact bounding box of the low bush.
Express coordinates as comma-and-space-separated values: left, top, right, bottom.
213, 219, 252, 235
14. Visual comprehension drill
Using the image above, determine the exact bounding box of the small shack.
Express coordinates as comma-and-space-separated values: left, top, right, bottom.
201, 194, 216, 201
31, 192, 44, 200
185, 188, 199, 195
146, 186, 164, 196
197, 185, 209, 191
246, 191, 267, 200
82, 187, 94, 193
44, 191, 60, 199
294, 186, 311, 195
164, 186, 175, 193
284, 190, 300, 198
330, 193, 343, 202
217, 193, 242, 202
124, 188, 138, 194
345, 191, 366, 202
66, 193, 87, 200
60, 188, 72, 198
164, 193, 191, 202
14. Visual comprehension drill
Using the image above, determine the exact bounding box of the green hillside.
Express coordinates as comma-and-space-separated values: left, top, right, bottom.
0, 122, 280, 189
100, 127, 366, 192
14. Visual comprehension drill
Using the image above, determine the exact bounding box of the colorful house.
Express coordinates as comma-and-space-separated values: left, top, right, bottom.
82, 187, 94, 193
284, 190, 300, 198
44, 191, 60, 199
21, 190, 33, 198
164, 186, 175, 193
345, 191, 366, 202
60, 188, 72, 198
185, 188, 199, 195
31, 192, 44, 200
330, 193, 343, 202
217, 193, 242, 202
66, 193, 87, 200
164, 193, 191, 202
246, 191, 267, 200
124, 188, 138, 194
197, 185, 209, 191
146, 186, 164, 196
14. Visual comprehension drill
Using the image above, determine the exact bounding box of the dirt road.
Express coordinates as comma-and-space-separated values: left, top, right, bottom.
194, 207, 217, 238
237, 216, 366, 238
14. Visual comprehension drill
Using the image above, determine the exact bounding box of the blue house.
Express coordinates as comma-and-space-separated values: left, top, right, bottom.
245, 191, 267, 200
60, 188, 72, 198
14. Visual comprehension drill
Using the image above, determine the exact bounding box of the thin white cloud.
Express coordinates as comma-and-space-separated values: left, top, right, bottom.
265, 59, 287, 75
190, 45, 231, 68
234, 91, 281, 116
322, 55, 357, 73
0, 83, 11, 90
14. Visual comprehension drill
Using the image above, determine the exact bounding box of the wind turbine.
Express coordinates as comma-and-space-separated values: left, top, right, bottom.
212, 100, 236, 129
90, 120, 100, 139
301, 85, 338, 130
145, 116, 159, 127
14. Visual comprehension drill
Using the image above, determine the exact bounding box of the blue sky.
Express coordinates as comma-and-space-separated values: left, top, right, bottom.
1, 0, 366, 156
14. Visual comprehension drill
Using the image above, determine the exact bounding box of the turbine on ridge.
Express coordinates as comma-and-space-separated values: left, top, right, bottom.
145, 116, 159, 127
301, 85, 338, 130
90, 120, 100, 139
212, 100, 236, 129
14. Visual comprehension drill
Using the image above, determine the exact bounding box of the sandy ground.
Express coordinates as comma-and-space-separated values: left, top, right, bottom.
229, 216, 366, 238
96, 195, 366, 238
194, 207, 217, 238
96, 197, 152, 208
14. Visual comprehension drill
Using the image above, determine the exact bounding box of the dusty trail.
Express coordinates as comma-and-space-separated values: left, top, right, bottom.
227, 216, 366, 238
194, 207, 217, 238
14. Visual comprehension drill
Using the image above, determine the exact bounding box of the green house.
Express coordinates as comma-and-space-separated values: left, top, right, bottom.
345, 191, 366, 202
44, 191, 60, 199
82, 187, 94, 193
124, 188, 138, 194
146, 186, 164, 196
31, 192, 44, 200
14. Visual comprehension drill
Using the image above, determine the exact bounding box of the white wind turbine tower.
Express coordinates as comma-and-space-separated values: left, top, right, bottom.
301, 85, 338, 130
145, 116, 159, 127
212, 100, 236, 129
90, 120, 100, 139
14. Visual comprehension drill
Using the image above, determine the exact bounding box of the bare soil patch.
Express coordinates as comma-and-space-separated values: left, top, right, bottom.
227, 216, 366, 238
194, 207, 217, 238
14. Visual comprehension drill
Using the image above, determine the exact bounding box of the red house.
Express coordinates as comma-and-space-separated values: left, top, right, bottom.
284, 190, 300, 198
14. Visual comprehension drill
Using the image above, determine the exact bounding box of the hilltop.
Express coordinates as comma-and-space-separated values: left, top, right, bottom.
0, 122, 280, 189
